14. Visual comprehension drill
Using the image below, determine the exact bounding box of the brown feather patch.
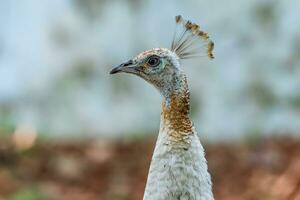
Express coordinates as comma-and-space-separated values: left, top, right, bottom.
161, 79, 193, 143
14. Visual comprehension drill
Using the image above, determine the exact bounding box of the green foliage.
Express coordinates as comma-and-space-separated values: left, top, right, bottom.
110, 76, 133, 96
10, 189, 42, 200
249, 80, 277, 108
0, 105, 15, 136
73, 0, 105, 20
289, 95, 300, 111
190, 95, 202, 118
0, 121, 15, 137
254, 2, 277, 29
245, 127, 263, 147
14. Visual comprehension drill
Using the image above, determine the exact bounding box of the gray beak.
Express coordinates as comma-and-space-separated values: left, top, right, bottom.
109, 60, 136, 75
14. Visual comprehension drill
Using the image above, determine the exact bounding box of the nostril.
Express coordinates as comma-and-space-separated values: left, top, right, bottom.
123, 60, 133, 67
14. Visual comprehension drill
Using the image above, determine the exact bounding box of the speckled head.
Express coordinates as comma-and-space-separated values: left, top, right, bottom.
110, 47, 183, 97
110, 16, 214, 98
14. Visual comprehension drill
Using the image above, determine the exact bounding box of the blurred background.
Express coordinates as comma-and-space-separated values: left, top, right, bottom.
0, 0, 300, 199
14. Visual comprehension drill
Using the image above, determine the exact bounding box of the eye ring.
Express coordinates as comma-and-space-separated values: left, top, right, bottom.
147, 56, 160, 67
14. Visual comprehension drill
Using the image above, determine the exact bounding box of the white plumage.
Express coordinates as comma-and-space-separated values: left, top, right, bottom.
110, 15, 215, 200
143, 121, 213, 200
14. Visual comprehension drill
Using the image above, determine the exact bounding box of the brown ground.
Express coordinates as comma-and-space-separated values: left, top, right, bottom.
0, 136, 300, 200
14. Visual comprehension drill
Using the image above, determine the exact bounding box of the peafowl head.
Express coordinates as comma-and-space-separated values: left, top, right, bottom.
110, 15, 214, 99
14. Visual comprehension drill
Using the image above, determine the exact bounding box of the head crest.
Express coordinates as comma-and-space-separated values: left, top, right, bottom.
171, 15, 214, 60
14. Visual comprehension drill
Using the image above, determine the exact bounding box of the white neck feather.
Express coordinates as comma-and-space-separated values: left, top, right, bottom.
143, 79, 214, 200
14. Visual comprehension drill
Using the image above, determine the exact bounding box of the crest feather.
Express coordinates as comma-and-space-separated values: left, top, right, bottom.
171, 15, 214, 60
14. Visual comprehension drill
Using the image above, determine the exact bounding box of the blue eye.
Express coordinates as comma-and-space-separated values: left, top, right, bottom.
147, 56, 160, 67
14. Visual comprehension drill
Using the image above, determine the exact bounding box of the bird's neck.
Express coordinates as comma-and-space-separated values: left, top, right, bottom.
143, 72, 214, 200
161, 73, 193, 141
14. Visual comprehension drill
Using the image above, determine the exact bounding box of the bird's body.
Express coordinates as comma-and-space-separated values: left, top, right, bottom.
143, 79, 213, 200
110, 16, 215, 200
144, 129, 213, 200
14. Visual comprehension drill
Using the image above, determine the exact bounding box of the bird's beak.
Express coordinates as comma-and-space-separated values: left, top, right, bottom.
109, 60, 137, 75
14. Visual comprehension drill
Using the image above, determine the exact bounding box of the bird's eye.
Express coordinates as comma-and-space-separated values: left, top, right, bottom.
147, 56, 160, 67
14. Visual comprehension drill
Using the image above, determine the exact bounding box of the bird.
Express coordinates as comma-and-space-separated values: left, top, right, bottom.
110, 15, 215, 200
